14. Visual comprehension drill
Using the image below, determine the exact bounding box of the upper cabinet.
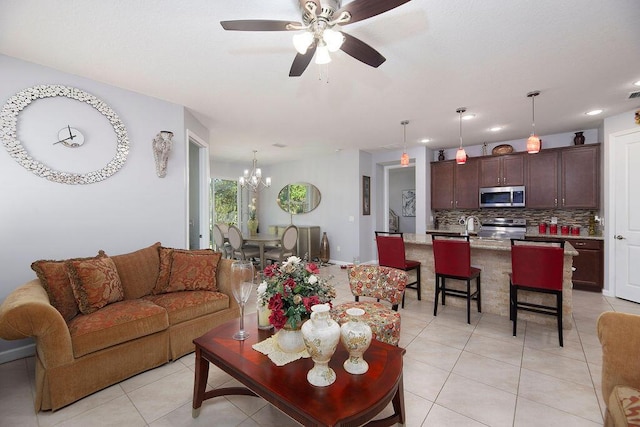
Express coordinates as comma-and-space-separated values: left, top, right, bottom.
561, 145, 600, 208
432, 144, 600, 210
431, 159, 479, 209
526, 144, 600, 209
479, 154, 525, 187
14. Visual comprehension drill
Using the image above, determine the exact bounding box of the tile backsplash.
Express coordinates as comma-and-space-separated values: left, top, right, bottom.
434, 208, 598, 231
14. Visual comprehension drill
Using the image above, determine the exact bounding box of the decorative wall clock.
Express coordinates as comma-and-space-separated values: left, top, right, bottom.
0, 84, 129, 184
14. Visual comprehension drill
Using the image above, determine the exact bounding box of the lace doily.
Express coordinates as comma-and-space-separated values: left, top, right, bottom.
252, 335, 310, 366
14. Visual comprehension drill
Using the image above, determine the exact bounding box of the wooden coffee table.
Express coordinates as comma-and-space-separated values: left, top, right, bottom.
192, 313, 406, 426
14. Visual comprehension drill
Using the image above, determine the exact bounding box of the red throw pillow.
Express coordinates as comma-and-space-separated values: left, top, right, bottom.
153, 247, 221, 294
31, 251, 105, 321
66, 256, 124, 315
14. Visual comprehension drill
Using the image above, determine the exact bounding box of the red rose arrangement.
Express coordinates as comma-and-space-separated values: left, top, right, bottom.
257, 256, 336, 330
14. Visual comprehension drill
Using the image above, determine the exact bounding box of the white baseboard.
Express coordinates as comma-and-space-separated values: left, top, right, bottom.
0, 343, 35, 364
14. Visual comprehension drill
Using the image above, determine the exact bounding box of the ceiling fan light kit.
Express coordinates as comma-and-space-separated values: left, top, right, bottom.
220, 0, 413, 77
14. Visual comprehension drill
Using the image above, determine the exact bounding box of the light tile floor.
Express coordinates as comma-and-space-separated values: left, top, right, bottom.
2, 264, 640, 426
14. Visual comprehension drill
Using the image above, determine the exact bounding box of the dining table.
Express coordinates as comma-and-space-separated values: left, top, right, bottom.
243, 232, 281, 270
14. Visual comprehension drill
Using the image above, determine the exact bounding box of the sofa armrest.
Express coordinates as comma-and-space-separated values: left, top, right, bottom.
0, 280, 74, 367
216, 259, 239, 312
597, 311, 640, 401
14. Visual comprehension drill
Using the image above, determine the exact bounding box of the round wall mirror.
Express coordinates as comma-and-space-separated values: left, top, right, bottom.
277, 182, 321, 214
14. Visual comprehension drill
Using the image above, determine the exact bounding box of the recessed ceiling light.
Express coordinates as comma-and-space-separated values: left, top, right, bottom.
420, 138, 431, 143
489, 126, 502, 132
634, 80, 640, 87
586, 109, 603, 116
462, 114, 475, 120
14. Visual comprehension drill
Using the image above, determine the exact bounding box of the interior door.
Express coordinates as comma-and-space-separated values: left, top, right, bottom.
187, 133, 210, 250
613, 128, 640, 302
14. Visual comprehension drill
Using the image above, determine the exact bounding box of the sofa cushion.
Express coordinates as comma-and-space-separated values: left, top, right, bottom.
66, 256, 124, 315
153, 247, 221, 294
67, 299, 169, 358
608, 385, 640, 427
144, 290, 229, 325
111, 242, 161, 300
30, 251, 105, 321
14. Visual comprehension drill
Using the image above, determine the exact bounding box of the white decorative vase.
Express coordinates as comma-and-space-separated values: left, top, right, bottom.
301, 304, 341, 387
276, 324, 305, 353
340, 307, 373, 375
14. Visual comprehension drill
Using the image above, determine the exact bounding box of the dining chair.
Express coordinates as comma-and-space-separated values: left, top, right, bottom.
331, 265, 408, 346
263, 225, 298, 264
510, 238, 565, 346
374, 231, 421, 308
227, 225, 260, 262
212, 223, 231, 258
432, 234, 481, 324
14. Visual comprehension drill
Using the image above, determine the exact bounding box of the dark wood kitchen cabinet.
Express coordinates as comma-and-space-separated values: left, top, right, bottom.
479, 154, 525, 187
571, 239, 604, 292
561, 145, 600, 208
526, 144, 599, 209
431, 159, 479, 209
431, 161, 455, 209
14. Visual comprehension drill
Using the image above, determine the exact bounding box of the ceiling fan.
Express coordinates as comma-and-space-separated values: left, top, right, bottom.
220, 0, 412, 77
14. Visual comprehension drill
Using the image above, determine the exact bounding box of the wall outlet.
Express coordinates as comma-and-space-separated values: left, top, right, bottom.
336, 246, 341, 252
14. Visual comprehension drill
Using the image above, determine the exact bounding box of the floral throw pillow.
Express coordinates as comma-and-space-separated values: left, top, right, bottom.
153, 247, 221, 294
31, 251, 106, 321
66, 256, 124, 315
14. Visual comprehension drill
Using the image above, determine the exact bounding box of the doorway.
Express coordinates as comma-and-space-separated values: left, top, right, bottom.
612, 128, 640, 303
385, 165, 416, 233
187, 131, 210, 250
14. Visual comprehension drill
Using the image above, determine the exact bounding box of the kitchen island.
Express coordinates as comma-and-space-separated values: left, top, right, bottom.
402, 234, 578, 329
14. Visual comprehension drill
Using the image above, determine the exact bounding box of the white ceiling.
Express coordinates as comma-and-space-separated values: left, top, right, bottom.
1, 0, 639, 165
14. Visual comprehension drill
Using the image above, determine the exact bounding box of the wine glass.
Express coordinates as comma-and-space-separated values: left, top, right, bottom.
231, 260, 254, 340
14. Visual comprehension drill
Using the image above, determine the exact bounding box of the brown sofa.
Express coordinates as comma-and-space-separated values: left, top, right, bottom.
597, 311, 640, 426
0, 243, 240, 411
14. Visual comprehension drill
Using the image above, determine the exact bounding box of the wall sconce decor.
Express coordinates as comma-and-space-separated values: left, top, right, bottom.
152, 131, 173, 178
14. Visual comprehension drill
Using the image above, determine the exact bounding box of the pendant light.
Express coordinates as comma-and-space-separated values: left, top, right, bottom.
400, 120, 410, 167
455, 108, 467, 165
526, 91, 541, 154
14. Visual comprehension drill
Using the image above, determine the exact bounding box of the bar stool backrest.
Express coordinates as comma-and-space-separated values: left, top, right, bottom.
432, 235, 471, 277
511, 240, 564, 291
375, 232, 407, 269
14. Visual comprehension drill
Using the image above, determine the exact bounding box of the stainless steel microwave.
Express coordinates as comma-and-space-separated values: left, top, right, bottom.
479, 186, 525, 208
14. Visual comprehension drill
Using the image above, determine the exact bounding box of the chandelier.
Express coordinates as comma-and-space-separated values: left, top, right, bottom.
239, 150, 271, 191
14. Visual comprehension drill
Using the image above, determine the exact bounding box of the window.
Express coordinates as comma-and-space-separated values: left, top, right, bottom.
211, 178, 238, 247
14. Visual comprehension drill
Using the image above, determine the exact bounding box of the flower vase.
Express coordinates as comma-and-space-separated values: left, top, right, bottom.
247, 219, 258, 236
340, 307, 373, 374
319, 232, 330, 264
276, 323, 305, 353
301, 304, 340, 387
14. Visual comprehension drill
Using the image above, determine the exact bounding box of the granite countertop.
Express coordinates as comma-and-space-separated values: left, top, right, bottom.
405, 233, 579, 256
425, 227, 605, 241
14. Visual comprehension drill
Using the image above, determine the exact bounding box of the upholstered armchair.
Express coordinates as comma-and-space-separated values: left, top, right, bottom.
597, 311, 640, 426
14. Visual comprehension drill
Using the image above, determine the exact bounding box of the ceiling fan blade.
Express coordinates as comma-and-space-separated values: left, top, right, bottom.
340, 32, 386, 68
335, 0, 412, 25
289, 44, 317, 77
220, 20, 302, 31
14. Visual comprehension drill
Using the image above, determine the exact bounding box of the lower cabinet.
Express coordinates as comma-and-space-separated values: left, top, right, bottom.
571, 239, 604, 292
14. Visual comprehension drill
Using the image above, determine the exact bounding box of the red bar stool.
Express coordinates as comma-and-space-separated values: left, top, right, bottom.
432, 234, 481, 324
510, 239, 565, 346
375, 231, 421, 308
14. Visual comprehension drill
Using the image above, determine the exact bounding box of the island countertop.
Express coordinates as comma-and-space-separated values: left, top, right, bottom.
403, 233, 578, 256
399, 233, 576, 328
